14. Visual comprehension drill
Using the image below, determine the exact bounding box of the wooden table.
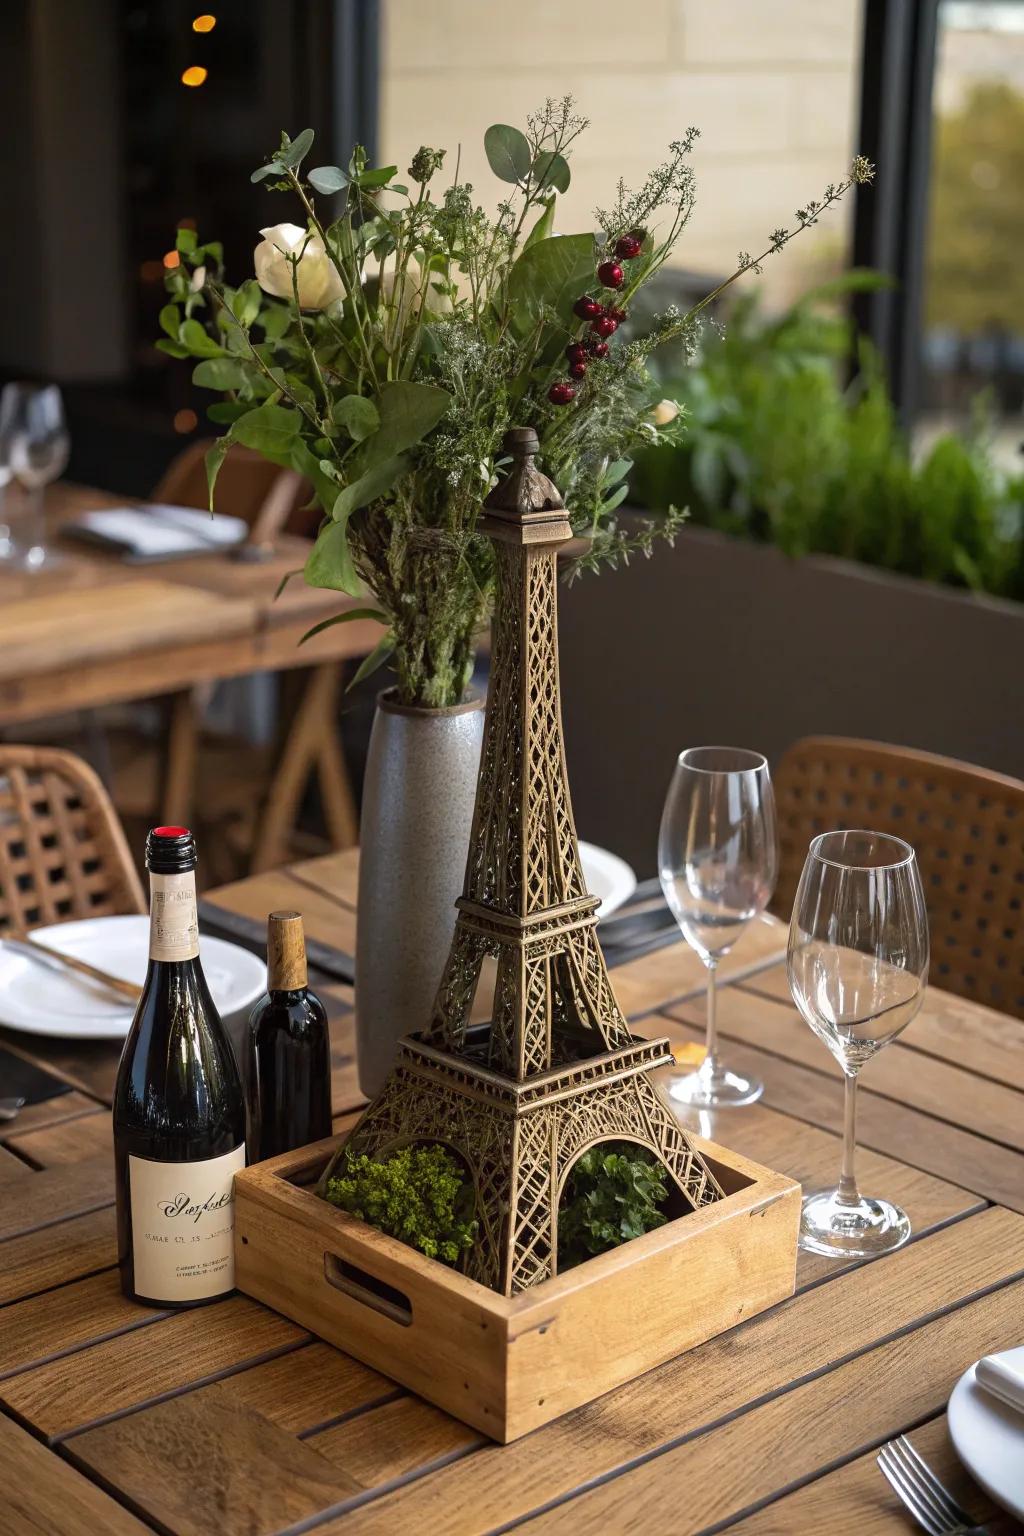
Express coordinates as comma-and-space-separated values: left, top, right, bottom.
0, 483, 387, 864
0, 484, 385, 726
2, 848, 1023, 1534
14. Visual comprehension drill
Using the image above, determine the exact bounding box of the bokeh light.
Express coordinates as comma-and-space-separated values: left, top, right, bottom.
173, 409, 199, 434
192, 14, 216, 32
181, 65, 208, 88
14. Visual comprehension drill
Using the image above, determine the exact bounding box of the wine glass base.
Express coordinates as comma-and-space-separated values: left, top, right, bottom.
668, 1061, 764, 1109
799, 1188, 911, 1258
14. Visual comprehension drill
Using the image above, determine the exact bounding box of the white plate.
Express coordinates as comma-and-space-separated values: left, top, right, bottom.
0, 915, 267, 1041
948, 1346, 1024, 1520
578, 841, 637, 919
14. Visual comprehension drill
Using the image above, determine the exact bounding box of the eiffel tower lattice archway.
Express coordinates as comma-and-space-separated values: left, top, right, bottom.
341, 427, 723, 1295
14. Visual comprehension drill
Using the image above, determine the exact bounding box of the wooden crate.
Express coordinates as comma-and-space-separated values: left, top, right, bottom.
233, 1131, 800, 1443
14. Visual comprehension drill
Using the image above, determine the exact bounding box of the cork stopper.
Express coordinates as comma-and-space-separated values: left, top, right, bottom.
267, 911, 307, 992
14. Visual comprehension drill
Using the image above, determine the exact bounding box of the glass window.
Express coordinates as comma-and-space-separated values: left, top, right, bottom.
920, 0, 1024, 466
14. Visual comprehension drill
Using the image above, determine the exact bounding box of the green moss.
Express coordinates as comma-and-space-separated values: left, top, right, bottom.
322, 1144, 477, 1267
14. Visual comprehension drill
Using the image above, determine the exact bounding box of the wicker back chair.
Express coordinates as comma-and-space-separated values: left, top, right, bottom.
0, 746, 145, 934
774, 736, 1024, 1018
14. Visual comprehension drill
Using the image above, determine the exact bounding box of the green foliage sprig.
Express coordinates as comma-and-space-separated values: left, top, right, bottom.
633, 273, 1024, 601
558, 1143, 670, 1270
158, 102, 871, 705
322, 1144, 477, 1266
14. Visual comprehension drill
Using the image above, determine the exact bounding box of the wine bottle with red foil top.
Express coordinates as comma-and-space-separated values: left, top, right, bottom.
113, 826, 246, 1307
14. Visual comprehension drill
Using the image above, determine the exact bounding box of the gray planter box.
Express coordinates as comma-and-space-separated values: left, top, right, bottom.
558, 524, 1023, 877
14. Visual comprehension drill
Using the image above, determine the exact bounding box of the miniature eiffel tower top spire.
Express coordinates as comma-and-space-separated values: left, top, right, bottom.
423, 427, 635, 1079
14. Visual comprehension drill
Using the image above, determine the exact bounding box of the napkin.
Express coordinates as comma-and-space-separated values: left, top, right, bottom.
977, 1353, 1024, 1416
67, 505, 247, 561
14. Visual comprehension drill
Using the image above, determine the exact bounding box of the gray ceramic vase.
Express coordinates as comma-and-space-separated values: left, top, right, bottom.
355, 689, 485, 1097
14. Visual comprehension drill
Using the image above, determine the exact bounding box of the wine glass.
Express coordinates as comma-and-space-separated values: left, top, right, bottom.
0, 383, 69, 569
787, 829, 929, 1257
658, 746, 778, 1109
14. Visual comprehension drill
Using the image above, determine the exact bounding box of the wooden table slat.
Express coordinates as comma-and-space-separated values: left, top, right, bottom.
0, 1296, 308, 1441
667, 979, 1024, 1152
5, 1109, 113, 1168
658, 1010, 1024, 1215
509, 1279, 1024, 1534
0, 1152, 113, 1241
0, 1413, 151, 1536
728, 1412, 1003, 1535
0, 1206, 116, 1306
742, 963, 1024, 1093
305, 1207, 1024, 1536
0, 1270, 168, 1381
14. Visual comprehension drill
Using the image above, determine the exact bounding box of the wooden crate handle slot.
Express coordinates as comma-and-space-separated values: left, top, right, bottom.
323, 1252, 414, 1327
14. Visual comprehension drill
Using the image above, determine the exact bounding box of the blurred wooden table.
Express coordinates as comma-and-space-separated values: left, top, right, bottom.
0, 484, 386, 863
0, 483, 385, 724
1, 847, 1022, 1534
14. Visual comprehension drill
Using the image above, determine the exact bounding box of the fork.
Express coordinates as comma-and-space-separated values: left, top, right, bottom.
877, 1435, 990, 1535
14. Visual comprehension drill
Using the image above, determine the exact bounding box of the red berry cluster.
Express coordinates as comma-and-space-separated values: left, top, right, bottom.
547, 230, 645, 406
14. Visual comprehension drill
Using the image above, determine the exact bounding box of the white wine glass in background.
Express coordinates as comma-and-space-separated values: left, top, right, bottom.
658, 746, 778, 1109
0, 382, 69, 569
788, 829, 929, 1258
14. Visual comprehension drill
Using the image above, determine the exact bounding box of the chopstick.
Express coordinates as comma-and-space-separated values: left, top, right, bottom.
7, 934, 142, 1004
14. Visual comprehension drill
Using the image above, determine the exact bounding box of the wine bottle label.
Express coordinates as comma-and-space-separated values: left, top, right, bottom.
149, 871, 199, 962
128, 1145, 245, 1302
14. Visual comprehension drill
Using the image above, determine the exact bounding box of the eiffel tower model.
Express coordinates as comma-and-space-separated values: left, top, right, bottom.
337, 427, 723, 1295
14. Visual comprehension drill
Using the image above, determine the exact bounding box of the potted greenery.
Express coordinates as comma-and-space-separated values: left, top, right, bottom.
321, 1138, 673, 1273
157, 100, 869, 1091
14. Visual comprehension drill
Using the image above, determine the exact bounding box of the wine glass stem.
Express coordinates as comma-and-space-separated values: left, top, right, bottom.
838, 1072, 860, 1206
704, 960, 719, 1072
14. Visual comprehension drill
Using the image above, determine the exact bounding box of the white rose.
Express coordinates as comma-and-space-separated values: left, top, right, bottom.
254, 223, 345, 310
377, 257, 452, 319
651, 398, 679, 426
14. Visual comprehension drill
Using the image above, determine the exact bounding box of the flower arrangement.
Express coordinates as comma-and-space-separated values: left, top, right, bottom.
158, 100, 871, 706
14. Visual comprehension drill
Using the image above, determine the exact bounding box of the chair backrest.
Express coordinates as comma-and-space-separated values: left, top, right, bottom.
774, 736, 1024, 1018
152, 440, 314, 542
0, 746, 145, 933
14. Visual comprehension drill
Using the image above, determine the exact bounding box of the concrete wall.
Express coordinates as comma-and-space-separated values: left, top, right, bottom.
379, 0, 863, 307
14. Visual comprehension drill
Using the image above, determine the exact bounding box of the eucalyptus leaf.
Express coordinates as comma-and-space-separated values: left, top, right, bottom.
299, 607, 388, 646
207, 402, 251, 424
229, 401, 301, 460
600, 484, 629, 515
205, 439, 229, 512
259, 302, 292, 341
158, 304, 181, 340
356, 165, 399, 189
175, 227, 198, 255
349, 633, 396, 688
308, 165, 348, 195
506, 234, 595, 335
484, 124, 531, 184
361, 381, 449, 469
192, 357, 248, 391
178, 318, 226, 359
333, 395, 380, 442
332, 453, 408, 520
304, 518, 360, 596
533, 150, 570, 194
154, 338, 189, 359
251, 160, 285, 184
230, 279, 262, 328
281, 128, 314, 170
603, 458, 633, 487
524, 196, 556, 251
